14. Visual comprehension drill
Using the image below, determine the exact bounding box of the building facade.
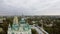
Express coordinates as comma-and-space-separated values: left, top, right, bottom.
7, 17, 31, 34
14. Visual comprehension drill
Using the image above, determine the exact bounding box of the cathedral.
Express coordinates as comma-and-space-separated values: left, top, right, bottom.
7, 16, 32, 34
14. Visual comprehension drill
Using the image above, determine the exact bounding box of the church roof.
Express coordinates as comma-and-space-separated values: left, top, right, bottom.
19, 18, 26, 24
8, 16, 31, 31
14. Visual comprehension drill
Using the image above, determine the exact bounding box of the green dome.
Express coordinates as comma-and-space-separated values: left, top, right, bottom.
23, 24, 31, 31
19, 18, 26, 24
12, 24, 19, 31
23, 25, 29, 31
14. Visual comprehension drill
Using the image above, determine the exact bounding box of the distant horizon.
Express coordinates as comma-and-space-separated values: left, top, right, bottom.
0, 15, 60, 16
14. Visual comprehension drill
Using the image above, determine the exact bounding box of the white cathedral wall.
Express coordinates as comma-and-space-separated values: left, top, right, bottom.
20, 24, 26, 26
8, 31, 12, 34
14, 31, 28, 34
8, 30, 31, 34
19, 27, 23, 32
28, 29, 32, 34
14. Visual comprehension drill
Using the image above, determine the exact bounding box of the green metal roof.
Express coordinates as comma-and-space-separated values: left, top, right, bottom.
19, 18, 26, 24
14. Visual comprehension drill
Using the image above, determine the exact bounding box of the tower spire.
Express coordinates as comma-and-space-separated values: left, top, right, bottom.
19, 11, 26, 24
22, 11, 23, 18
22, 11, 24, 18
13, 16, 18, 24
8, 24, 11, 31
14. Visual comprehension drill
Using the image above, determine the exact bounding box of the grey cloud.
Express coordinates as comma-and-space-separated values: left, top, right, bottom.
0, 0, 60, 16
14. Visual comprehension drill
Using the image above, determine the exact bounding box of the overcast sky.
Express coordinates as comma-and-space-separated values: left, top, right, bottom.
0, 0, 60, 16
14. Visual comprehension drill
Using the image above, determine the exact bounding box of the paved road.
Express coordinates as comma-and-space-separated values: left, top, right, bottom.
31, 25, 48, 34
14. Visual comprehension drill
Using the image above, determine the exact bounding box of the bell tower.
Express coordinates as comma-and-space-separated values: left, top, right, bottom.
13, 16, 18, 24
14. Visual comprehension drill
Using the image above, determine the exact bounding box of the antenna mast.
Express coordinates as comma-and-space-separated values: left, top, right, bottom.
22, 11, 24, 18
